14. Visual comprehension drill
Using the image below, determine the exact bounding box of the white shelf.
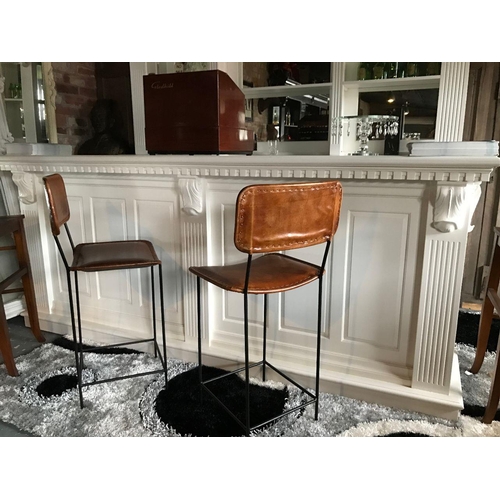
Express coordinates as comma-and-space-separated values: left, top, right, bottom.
344, 75, 440, 92
243, 82, 331, 99
4, 98, 23, 102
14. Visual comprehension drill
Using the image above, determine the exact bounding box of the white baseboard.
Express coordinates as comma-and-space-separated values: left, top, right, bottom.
4, 298, 24, 320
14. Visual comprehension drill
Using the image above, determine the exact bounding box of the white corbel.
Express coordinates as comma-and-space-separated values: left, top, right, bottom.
178, 176, 203, 216
12, 171, 36, 205
432, 182, 482, 233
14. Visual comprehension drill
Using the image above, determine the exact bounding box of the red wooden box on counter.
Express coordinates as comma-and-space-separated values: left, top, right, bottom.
143, 70, 254, 155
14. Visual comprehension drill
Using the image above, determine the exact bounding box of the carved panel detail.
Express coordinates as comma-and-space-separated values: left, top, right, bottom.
178, 177, 203, 215
12, 171, 36, 204
432, 182, 482, 233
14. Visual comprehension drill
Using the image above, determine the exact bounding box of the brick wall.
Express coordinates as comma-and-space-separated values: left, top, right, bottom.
51, 62, 97, 152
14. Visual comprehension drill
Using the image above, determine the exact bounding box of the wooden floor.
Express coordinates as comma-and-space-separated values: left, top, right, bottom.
462, 302, 482, 312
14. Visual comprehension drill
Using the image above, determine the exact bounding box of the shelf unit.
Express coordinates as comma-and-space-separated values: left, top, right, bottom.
0, 62, 47, 144
240, 63, 452, 156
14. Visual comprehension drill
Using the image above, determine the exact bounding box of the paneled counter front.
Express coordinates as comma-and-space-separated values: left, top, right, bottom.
1, 154, 498, 419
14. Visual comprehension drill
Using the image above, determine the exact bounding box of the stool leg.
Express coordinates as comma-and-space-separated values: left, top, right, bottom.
470, 237, 500, 374
483, 334, 500, 424
196, 277, 203, 387
68, 270, 84, 409
159, 264, 167, 388
470, 297, 495, 374
315, 274, 324, 420
0, 300, 18, 376
151, 267, 158, 358
13, 222, 45, 343
244, 289, 250, 436
151, 266, 158, 358
262, 294, 267, 382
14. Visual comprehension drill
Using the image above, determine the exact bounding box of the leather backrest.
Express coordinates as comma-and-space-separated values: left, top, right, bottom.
43, 174, 70, 236
234, 181, 342, 254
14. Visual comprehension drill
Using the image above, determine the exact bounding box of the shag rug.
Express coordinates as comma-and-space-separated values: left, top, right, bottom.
0, 311, 499, 437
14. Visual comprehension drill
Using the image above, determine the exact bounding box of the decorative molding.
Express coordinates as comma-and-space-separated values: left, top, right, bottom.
432, 182, 481, 233
4, 298, 24, 320
329, 63, 344, 153
465, 182, 482, 232
178, 177, 203, 215
22, 204, 50, 312
181, 221, 207, 339
11, 171, 36, 204
413, 239, 461, 391
0, 156, 496, 184
0, 171, 21, 214
434, 62, 470, 142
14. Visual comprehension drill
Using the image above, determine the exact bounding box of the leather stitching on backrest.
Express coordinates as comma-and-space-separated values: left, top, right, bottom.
234, 181, 342, 254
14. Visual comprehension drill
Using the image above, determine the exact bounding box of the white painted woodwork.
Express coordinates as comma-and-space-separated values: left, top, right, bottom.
0, 154, 498, 420
434, 62, 470, 142
129, 62, 149, 156
333, 62, 468, 154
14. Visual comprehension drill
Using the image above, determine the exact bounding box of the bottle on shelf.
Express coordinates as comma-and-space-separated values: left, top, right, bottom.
357, 62, 372, 80
384, 62, 398, 78
426, 62, 441, 76
406, 62, 419, 77
8, 83, 16, 98
397, 63, 407, 78
272, 107, 280, 125
373, 62, 385, 79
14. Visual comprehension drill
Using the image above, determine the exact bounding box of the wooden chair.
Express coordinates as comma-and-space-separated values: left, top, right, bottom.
43, 173, 167, 408
468, 227, 500, 423
190, 181, 343, 435
0, 215, 45, 376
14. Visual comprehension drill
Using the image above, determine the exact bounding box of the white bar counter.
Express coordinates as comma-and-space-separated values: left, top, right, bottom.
1, 153, 498, 420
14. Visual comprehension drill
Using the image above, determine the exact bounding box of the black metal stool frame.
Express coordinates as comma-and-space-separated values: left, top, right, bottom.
196, 240, 331, 436
53, 223, 167, 409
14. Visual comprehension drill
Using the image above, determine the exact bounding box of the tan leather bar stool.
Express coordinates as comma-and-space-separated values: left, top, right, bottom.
468, 227, 500, 423
43, 174, 167, 408
190, 181, 343, 435
0, 215, 45, 376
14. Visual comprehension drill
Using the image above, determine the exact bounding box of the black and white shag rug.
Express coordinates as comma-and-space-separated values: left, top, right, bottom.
0, 311, 499, 437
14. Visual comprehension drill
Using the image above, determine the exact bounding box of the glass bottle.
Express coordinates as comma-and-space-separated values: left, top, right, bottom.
8, 83, 16, 98
357, 62, 372, 80
397, 62, 407, 78
373, 62, 384, 79
426, 62, 441, 76
406, 62, 419, 77
384, 62, 398, 78
272, 107, 280, 125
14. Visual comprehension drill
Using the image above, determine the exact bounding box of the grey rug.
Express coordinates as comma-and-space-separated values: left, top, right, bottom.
0, 340, 499, 437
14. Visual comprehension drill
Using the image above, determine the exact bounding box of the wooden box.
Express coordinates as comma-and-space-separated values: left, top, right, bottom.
143, 70, 254, 154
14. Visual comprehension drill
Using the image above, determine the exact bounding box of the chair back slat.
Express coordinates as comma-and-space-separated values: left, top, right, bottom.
234, 181, 342, 254
43, 174, 70, 236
